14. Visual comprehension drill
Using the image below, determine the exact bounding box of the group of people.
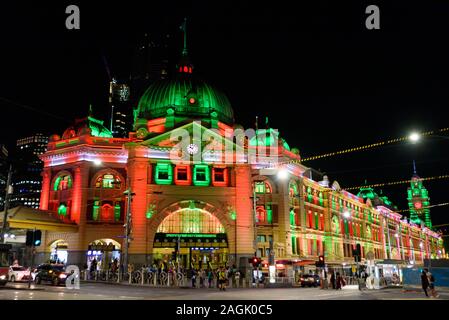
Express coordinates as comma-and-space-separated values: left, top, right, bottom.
421, 269, 439, 298
190, 266, 240, 291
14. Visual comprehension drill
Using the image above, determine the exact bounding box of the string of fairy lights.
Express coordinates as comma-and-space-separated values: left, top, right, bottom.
299, 127, 449, 163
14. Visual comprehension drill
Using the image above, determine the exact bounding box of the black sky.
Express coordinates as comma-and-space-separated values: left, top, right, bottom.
0, 1, 448, 225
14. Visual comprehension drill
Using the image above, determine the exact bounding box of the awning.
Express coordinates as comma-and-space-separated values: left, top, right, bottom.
0, 206, 78, 233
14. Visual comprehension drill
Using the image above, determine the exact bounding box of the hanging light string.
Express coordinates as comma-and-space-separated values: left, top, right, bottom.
396, 202, 449, 214
344, 174, 449, 191
299, 127, 449, 163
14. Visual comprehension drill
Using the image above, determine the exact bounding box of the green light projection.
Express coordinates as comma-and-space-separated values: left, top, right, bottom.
193, 164, 210, 186
58, 204, 67, 216
154, 162, 173, 185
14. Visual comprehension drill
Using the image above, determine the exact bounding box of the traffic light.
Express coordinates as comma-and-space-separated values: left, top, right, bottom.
315, 255, 325, 267
353, 243, 361, 262
249, 257, 261, 268
25, 230, 42, 247
34, 230, 42, 246
25, 230, 33, 246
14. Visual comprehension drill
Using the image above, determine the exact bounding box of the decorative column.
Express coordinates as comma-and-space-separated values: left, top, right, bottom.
277, 178, 291, 257
39, 167, 51, 210
69, 162, 89, 266
234, 164, 254, 269
126, 145, 149, 266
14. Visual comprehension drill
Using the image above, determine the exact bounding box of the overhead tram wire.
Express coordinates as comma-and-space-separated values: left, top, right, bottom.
0, 96, 70, 123
344, 174, 449, 191
396, 202, 449, 214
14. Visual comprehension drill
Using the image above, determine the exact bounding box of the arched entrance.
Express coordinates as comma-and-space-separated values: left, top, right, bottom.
49, 240, 69, 264
153, 201, 229, 270
87, 239, 121, 271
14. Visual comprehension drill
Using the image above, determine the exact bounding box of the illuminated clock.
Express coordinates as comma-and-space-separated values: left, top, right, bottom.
187, 143, 199, 155
414, 202, 422, 209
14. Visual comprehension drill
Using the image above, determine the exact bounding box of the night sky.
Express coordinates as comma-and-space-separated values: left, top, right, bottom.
0, 1, 448, 226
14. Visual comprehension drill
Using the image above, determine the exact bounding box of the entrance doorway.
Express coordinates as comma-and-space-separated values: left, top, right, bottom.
153, 204, 228, 271
87, 239, 121, 271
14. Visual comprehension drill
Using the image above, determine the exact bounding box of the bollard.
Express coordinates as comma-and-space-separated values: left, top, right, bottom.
117, 271, 120, 283
129, 272, 132, 284
141, 269, 145, 285
94, 271, 98, 281
154, 272, 157, 286
106, 270, 109, 281
167, 273, 170, 287
84, 270, 87, 281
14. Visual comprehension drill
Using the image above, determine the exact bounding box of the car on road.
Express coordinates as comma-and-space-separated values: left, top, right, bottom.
299, 274, 320, 287
34, 264, 69, 286
8, 266, 31, 282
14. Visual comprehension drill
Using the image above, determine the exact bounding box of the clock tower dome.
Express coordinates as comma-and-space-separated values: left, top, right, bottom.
407, 161, 432, 228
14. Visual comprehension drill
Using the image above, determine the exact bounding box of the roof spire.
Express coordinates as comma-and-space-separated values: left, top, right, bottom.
88, 104, 93, 117
180, 17, 188, 56
413, 160, 417, 175
177, 17, 193, 74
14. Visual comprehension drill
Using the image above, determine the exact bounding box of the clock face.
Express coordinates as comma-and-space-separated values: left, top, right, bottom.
414, 202, 422, 209
186, 143, 199, 155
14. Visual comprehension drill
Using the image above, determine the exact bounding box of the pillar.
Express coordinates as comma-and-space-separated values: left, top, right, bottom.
69, 162, 89, 266
127, 145, 149, 266
39, 167, 51, 210
277, 178, 291, 256
234, 164, 254, 270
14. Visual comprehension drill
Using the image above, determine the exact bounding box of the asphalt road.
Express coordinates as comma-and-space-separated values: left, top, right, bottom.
0, 282, 447, 300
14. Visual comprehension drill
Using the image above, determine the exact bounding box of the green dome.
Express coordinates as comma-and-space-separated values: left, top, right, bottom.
135, 75, 234, 125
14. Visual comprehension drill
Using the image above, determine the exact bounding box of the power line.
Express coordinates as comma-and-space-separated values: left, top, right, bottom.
396, 202, 449, 214
0, 96, 68, 122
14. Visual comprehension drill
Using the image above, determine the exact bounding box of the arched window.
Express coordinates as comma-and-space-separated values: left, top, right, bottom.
100, 204, 114, 221
289, 181, 299, 197
253, 181, 272, 194
54, 174, 72, 191
157, 208, 225, 234
58, 203, 67, 216
95, 173, 121, 189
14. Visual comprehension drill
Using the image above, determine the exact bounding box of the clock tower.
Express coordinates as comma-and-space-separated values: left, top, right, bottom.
407, 161, 432, 228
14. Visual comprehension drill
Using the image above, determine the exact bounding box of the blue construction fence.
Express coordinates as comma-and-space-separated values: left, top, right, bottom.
402, 267, 449, 288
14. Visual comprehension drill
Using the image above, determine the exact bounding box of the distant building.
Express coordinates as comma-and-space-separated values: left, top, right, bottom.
109, 79, 131, 138
0, 144, 9, 210
11, 133, 48, 209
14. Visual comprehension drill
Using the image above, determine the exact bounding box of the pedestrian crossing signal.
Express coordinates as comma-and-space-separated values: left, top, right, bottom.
315, 255, 325, 267
25, 230, 42, 247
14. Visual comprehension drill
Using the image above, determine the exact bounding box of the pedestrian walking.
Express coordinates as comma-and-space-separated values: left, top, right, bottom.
218, 267, 227, 291
330, 272, 336, 289
421, 269, 429, 297
427, 270, 439, 298
191, 269, 197, 288
207, 269, 214, 288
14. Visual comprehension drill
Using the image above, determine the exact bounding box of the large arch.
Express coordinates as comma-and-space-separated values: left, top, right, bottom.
148, 200, 235, 268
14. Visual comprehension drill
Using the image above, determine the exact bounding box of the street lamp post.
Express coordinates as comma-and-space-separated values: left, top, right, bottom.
0, 164, 13, 244
122, 176, 134, 277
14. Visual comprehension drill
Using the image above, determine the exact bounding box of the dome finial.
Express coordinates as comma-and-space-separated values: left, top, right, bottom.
413, 160, 417, 175
88, 104, 93, 117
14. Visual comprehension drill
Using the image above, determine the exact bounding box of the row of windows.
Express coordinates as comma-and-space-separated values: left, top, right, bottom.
154, 163, 228, 187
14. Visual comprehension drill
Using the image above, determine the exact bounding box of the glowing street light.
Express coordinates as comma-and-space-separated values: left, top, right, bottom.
93, 159, 102, 166
409, 132, 421, 143
277, 168, 289, 180
342, 211, 350, 219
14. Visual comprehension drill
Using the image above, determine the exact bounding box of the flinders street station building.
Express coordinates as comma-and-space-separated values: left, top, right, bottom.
31, 45, 444, 275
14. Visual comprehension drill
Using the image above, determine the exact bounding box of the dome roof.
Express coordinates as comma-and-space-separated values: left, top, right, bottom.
135, 74, 234, 125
